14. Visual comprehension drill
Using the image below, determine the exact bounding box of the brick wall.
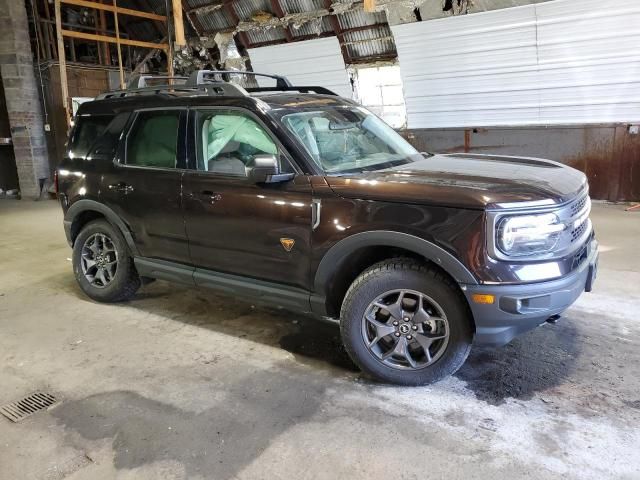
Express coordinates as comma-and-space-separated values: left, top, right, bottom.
0, 0, 50, 198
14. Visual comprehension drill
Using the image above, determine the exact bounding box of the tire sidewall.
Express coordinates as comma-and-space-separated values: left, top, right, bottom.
341, 264, 473, 385
72, 220, 135, 302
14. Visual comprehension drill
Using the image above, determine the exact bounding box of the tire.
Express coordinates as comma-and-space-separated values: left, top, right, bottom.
340, 258, 473, 386
72, 219, 141, 303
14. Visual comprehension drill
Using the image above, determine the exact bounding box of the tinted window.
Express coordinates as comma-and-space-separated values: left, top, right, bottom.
196, 111, 285, 177
126, 111, 180, 168
86, 112, 131, 160
69, 115, 113, 159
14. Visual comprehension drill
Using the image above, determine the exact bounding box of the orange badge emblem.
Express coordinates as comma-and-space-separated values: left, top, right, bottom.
280, 238, 295, 252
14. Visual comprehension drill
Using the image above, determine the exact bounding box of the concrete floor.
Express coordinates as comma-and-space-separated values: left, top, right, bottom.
0, 199, 639, 480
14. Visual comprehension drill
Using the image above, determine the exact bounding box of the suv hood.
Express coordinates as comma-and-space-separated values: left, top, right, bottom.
324, 153, 587, 210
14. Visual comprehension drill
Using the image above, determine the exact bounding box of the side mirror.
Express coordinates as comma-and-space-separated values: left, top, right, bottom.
249, 155, 295, 184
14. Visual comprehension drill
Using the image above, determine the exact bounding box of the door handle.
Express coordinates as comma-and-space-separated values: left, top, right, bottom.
108, 182, 134, 194
191, 190, 222, 204
200, 190, 222, 202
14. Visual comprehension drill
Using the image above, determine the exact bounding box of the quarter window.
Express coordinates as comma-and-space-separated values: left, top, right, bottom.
69, 115, 113, 159
126, 111, 180, 168
196, 111, 282, 177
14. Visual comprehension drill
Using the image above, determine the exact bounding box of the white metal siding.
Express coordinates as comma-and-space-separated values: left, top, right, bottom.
247, 37, 353, 98
392, 0, 640, 128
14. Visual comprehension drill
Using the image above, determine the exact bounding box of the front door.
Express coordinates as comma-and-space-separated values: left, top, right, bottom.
182, 108, 313, 290
108, 109, 190, 264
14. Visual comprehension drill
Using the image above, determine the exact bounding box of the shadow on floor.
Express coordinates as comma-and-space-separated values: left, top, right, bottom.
53, 366, 327, 479
456, 319, 581, 405
61, 274, 581, 403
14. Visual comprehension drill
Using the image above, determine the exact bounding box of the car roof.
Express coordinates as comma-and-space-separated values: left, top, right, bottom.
76, 91, 357, 117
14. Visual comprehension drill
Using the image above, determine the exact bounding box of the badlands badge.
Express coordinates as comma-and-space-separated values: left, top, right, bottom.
280, 238, 295, 252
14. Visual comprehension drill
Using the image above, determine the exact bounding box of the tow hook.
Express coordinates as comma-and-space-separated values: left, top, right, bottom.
546, 314, 561, 324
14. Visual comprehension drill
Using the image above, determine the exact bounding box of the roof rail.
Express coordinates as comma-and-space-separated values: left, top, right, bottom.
127, 75, 188, 89
95, 83, 249, 100
246, 86, 337, 96
187, 70, 292, 88
95, 70, 337, 100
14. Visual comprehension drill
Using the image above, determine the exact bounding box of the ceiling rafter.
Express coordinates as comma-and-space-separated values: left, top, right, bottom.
270, 0, 294, 42
323, 0, 351, 64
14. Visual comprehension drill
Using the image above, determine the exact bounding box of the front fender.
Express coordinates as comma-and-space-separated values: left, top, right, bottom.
313, 230, 478, 300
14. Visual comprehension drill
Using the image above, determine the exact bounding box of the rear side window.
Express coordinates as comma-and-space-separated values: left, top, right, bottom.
86, 112, 131, 160
126, 111, 180, 168
69, 115, 113, 159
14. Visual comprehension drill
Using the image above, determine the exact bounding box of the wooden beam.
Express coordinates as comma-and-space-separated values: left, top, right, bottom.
270, 0, 293, 42
60, 0, 167, 22
363, 0, 376, 12
54, 0, 71, 126
323, 0, 351, 64
112, 0, 125, 89
223, 2, 251, 50
172, 0, 185, 47
130, 36, 167, 75
60, 29, 169, 50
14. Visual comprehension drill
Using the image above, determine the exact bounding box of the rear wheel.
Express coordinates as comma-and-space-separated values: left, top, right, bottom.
72, 219, 140, 302
340, 258, 473, 385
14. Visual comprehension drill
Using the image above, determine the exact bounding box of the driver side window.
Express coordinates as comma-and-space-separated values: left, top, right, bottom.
196, 111, 285, 177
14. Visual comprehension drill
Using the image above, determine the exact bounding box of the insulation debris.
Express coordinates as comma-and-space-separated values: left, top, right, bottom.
442, 0, 474, 15
214, 32, 246, 71
233, 1, 425, 35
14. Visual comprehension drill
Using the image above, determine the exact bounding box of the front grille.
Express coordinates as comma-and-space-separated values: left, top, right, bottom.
570, 194, 587, 216
558, 191, 592, 251
571, 219, 588, 243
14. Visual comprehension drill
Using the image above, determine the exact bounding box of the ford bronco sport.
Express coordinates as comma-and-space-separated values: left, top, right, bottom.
56, 71, 598, 385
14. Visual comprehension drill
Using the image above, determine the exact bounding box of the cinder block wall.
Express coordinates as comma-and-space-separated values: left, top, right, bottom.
0, 0, 50, 198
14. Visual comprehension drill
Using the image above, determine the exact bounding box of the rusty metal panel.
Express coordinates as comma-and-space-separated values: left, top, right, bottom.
402, 124, 640, 201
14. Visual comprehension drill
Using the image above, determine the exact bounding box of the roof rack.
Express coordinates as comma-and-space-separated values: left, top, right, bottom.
95, 70, 337, 100
127, 75, 188, 89
186, 70, 292, 89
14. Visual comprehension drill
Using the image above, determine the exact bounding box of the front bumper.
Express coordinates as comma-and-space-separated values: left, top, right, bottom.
463, 238, 598, 346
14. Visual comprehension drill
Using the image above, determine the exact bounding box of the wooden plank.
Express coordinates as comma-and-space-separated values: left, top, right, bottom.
60, 29, 169, 50
54, 0, 71, 126
172, 0, 185, 46
60, 0, 167, 22
98, 0, 110, 65
112, 0, 125, 89
130, 37, 167, 75
363, 0, 376, 12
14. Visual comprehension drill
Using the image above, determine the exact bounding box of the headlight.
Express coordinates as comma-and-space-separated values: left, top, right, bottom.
497, 213, 565, 257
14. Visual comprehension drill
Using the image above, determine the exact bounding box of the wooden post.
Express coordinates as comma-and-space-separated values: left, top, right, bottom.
172, 0, 185, 47
43, 0, 58, 59
112, 0, 126, 89
54, 0, 71, 126
99, 1, 110, 65
364, 0, 376, 12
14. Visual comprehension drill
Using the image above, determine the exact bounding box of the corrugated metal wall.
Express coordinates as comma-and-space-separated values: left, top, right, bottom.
393, 0, 640, 128
247, 37, 353, 98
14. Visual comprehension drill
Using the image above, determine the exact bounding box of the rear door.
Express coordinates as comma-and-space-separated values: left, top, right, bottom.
182, 107, 313, 290
103, 108, 190, 264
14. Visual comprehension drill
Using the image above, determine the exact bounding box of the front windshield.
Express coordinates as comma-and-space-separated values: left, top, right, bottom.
272, 106, 422, 174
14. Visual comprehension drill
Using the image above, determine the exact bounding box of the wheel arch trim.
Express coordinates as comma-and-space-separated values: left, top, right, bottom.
313, 231, 478, 295
65, 199, 139, 256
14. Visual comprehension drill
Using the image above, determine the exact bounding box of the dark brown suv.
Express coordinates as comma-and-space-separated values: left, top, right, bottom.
56, 71, 598, 385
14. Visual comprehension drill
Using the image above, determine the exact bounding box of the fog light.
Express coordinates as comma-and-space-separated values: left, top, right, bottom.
472, 294, 495, 305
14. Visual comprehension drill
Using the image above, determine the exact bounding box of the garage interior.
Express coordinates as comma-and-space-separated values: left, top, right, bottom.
1, 0, 639, 478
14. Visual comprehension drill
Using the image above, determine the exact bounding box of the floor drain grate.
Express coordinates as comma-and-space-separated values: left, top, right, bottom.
0, 392, 59, 422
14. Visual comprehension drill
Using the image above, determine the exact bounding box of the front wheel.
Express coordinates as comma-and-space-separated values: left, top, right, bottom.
340, 259, 473, 385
